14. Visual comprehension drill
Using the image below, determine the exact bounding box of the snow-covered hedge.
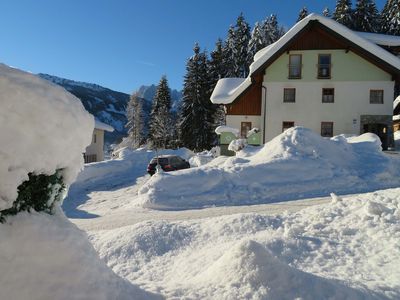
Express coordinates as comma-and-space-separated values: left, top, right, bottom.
0, 64, 93, 216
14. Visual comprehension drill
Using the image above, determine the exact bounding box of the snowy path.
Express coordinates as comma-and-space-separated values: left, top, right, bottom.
70, 195, 331, 231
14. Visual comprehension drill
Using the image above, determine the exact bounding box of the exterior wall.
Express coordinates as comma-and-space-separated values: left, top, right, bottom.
266, 50, 392, 82
225, 115, 261, 137
84, 128, 105, 162
263, 49, 394, 142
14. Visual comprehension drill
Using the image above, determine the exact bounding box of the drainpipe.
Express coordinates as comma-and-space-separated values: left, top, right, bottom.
262, 85, 267, 144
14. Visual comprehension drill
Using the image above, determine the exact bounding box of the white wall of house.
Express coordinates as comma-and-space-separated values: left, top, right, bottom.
225, 115, 261, 137
84, 128, 105, 162
263, 81, 394, 141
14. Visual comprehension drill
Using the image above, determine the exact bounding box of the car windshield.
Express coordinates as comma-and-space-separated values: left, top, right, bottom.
150, 157, 168, 164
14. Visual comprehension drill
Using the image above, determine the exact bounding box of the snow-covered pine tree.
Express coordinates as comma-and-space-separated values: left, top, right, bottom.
263, 14, 285, 45
353, 0, 379, 32
178, 44, 216, 151
232, 13, 251, 77
248, 22, 266, 61
223, 26, 236, 77
209, 39, 226, 127
333, 0, 354, 28
297, 7, 309, 22
148, 76, 173, 149
381, 0, 400, 35
323, 7, 331, 17
125, 91, 145, 148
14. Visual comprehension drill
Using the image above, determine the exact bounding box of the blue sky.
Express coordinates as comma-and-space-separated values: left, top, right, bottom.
0, 0, 387, 93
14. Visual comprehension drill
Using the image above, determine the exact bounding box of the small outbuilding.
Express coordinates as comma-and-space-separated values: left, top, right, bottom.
83, 119, 114, 163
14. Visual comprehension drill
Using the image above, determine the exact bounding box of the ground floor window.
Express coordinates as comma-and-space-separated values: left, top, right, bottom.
321, 122, 333, 137
241, 122, 252, 138
282, 121, 295, 132
83, 154, 97, 163
322, 88, 334, 103
370, 90, 384, 104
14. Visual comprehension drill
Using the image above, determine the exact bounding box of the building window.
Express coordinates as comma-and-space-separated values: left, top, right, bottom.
322, 88, 334, 103
241, 122, 252, 138
370, 90, 384, 104
318, 54, 331, 79
282, 121, 295, 132
288, 54, 302, 79
283, 88, 296, 103
321, 122, 333, 137
83, 154, 97, 163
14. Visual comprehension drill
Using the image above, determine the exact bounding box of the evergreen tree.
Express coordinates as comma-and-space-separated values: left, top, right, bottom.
223, 26, 236, 77
232, 13, 251, 77
323, 7, 331, 17
381, 0, 400, 35
178, 44, 216, 151
353, 0, 379, 32
263, 14, 285, 45
148, 76, 173, 149
248, 22, 266, 60
125, 91, 145, 148
333, 0, 354, 28
297, 7, 309, 22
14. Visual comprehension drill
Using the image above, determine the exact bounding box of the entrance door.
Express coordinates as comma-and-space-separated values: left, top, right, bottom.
363, 123, 388, 150
241, 122, 252, 138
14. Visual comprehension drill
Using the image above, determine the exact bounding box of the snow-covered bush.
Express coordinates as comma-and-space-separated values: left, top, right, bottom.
0, 64, 93, 219
228, 138, 247, 152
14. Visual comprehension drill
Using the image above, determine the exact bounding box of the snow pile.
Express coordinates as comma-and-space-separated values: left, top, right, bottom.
138, 127, 400, 209
0, 211, 160, 300
89, 189, 400, 299
189, 151, 214, 167
228, 138, 247, 152
0, 64, 93, 210
395, 131, 400, 150
215, 125, 240, 136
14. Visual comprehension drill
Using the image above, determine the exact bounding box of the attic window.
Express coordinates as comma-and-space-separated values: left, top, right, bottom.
318, 54, 331, 79
288, 54, 302, 79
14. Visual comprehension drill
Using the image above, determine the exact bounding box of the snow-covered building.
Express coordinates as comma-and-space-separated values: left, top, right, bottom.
211, 14, 400, 150
84, 119, 114, 163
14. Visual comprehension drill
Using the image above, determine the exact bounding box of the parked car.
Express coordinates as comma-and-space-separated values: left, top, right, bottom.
147, 155, 190, 175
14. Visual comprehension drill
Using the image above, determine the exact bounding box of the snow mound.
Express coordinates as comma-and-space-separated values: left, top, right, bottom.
139, 127, 400, 209
192, 239, 367, 299
0, 64, 93, 210
90, 189, 400, 299
0, 212, 160, 300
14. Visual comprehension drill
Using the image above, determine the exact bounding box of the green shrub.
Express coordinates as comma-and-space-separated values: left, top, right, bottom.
0, 169, 65, 222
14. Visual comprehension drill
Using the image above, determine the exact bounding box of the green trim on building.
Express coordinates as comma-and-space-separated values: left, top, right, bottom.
220, 132, 237, 145
266, 50, 391, 82
247, 132, 261, 145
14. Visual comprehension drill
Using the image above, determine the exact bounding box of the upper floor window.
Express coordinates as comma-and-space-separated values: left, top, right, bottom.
318, 54, 331, 79
322, 88, 334, 103
370, 90, 384, 104
283, 88, 296, 103
288, 54, 302, 79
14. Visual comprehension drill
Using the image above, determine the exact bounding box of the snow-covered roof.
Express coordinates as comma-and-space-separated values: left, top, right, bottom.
94, 119, 114, 132
355, 31, 400, 47
215, 125, 240, 136
393, 115, 400, 121
211, 13, 400, 105
249, 13, 400, 75
210, 78, 251, 104
394, 96, 400, 110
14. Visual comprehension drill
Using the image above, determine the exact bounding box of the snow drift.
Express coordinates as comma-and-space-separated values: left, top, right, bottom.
90, 189, 400, 299
138, 127, 400, 209
0, 64, 93, 210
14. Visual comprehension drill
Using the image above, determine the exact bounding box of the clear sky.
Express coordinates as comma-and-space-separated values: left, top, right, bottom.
0, 0, 387, 94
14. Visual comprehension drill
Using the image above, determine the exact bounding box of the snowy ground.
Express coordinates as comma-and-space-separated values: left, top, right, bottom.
63, 136, 400, 299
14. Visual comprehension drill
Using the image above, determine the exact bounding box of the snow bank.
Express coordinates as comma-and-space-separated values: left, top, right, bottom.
0, 64, 93, 210
138, 127, 400, 209
0, 212, 160, 300
90, 189, 400, 299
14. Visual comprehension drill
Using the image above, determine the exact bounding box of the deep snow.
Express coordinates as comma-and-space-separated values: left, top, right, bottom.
138, 127, 400, 209
88, 190, 400, 299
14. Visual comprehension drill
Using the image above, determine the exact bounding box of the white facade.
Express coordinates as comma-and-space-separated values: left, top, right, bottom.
225, 115, 261, 137
262, 81, 394, 142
